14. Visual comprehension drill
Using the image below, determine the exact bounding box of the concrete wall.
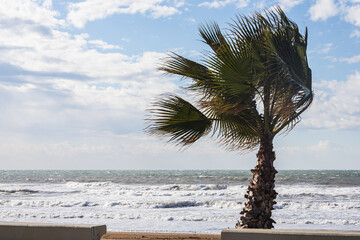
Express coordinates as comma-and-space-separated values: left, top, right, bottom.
222, 229, 360, 240
0, 222, 106, 240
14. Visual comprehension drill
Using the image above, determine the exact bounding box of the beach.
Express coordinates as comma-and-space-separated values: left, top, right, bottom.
0, 170, 359, 233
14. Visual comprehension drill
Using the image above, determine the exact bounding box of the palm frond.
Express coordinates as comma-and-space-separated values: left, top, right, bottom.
228, 6, 313, 135
214, 110, 262, 151
145, 6, 313, 151
201, 98, 262, 151
199, 22, 229, 52
159, 53, 219, 96
145, 94, 212, 146
203, 45, 255, 108
259, 7, 313, 134
198, 22, 261, 114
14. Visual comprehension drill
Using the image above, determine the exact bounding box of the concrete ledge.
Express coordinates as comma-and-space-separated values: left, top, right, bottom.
221, 229, 360, 240
0, 222, 106, 240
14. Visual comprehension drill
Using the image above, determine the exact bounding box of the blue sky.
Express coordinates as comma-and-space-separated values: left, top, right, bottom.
0, 0, 359, 170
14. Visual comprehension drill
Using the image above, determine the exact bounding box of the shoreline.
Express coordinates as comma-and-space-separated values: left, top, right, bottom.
1, 170, 359, 233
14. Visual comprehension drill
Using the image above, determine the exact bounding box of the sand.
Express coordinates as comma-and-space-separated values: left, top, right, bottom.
102, 232, 220, 240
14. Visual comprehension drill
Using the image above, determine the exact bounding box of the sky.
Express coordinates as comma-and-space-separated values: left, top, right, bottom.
0, 0, 359, 170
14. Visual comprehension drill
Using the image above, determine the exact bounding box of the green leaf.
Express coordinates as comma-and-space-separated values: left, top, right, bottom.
145, 5, 313, 151
146, 95, 212, 146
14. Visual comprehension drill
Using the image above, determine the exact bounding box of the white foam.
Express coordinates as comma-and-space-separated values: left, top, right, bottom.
0, 181, 359, 233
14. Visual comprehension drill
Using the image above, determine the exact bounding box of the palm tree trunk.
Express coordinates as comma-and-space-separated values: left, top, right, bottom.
236, 134, 278, 229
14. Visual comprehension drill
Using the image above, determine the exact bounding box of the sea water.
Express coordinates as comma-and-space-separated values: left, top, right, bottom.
0, 170, 359, 233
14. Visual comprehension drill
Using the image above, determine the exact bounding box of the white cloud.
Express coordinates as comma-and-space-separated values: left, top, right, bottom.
0, 18, 168, 80
350, 29, 360, 38
302, 71, 360, 130
234, 0, 250, 8
0, 130, 257, 170
277, 0, 304, 11
308, 140, 330, 151
88, 40, 122, 50
0, 0, 64, 28
149, 4, 180, 18
0, 83, 36, 92
198, 0, 249, 9
121, 37, 130, 42
343, 3, 360, 26
340, 55, 360, 63
0, 133, 179, 169
173, 0, 185, 8
186, 17, 196, 23
66, 0, 181, 28
320, 43, 333, 53
309, 43, 333, 55
308, 0, 360, 27
324, 56, 337, 62
278, 140, 332, 152
253, 0, 266, 10
308, 0, 339, 21
0, 0, 179, 145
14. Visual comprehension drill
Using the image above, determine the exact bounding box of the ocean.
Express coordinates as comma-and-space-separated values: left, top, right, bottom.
0, 170, 359, 233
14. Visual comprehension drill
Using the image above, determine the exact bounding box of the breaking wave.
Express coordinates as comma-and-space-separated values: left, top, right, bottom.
0, 170, 359, 233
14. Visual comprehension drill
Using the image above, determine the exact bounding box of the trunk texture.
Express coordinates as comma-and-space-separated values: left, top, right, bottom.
236, 134, 278, 229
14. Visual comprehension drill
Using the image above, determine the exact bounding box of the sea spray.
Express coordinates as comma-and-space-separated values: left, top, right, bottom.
0, 170, 359, 233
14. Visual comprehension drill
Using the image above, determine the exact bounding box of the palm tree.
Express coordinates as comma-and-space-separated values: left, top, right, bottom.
145, 7, 313, 229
